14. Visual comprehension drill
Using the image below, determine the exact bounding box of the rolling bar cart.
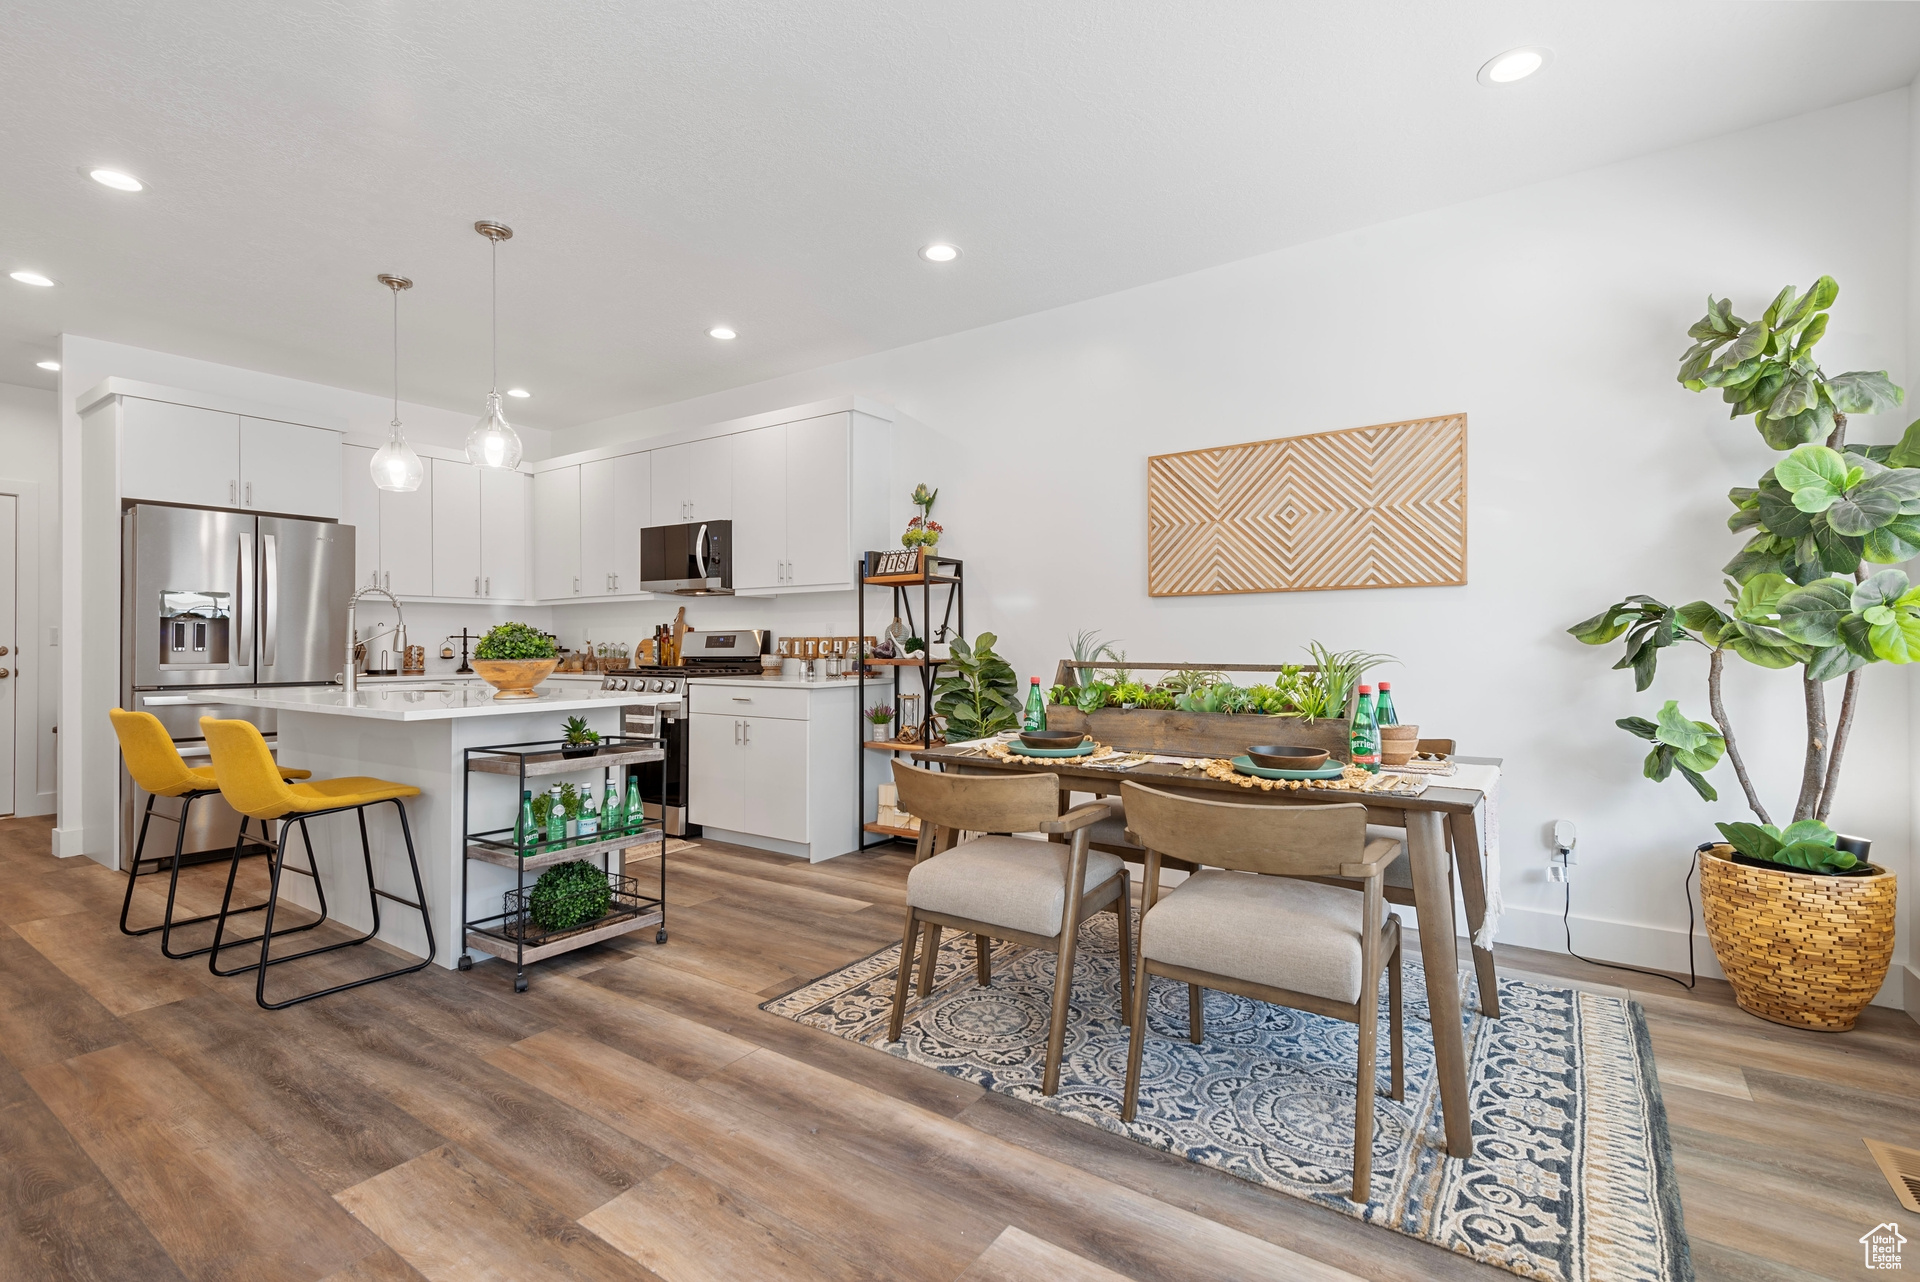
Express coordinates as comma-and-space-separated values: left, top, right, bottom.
461, 736, 668, 992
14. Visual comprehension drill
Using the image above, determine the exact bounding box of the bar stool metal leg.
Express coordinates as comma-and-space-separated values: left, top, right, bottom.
208, 816, 329, 977
120, 790, 273, 956
247, 799, 436, 1010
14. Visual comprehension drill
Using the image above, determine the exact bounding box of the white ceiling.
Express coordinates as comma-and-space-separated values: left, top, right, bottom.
3, 2, 1918, 428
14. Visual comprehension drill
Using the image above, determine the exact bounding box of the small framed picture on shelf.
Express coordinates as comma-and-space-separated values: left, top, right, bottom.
866, 548, 919, 577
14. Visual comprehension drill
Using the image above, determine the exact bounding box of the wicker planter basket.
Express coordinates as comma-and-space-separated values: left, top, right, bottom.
1698, 842, 1896, 1032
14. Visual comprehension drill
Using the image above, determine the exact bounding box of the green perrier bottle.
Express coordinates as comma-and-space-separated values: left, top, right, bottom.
1350, 684, 1381, 773
1022, 677, 1047, 732
624, 780, 645, 831
601, 777, 623, 833
518, 790, 537, 852
1375, 681, 1398, 727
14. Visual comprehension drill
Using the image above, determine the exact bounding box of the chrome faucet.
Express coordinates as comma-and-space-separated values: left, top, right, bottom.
344, 586, 406, 698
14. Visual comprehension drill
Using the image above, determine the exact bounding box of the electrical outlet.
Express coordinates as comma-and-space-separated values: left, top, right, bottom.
1552, 819, 1577, 864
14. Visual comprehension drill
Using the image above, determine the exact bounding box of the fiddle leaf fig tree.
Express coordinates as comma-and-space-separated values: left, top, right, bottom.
1572, 277, 1911, 855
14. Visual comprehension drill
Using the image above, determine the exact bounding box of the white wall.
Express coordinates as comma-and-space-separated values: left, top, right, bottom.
552, 89, 1918, 1003
53, 334, 555, 858
0, 382, 58, 817
1907, 78, 1920, 1017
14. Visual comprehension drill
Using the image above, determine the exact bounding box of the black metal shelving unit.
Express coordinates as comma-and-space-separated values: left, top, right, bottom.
856, 550, 964, 850
460, 736, 668, 992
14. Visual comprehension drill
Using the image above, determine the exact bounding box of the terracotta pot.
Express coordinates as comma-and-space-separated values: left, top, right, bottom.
1697, 842, 1896, 1032
471, 658, 559, 700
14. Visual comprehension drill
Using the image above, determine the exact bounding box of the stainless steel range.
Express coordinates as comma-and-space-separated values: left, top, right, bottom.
600, 628, 768, 835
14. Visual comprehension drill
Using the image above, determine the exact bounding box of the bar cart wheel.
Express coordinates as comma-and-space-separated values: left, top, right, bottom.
656, 928, 668, 944
457, 954, 473, 971
514, 973, 528, 993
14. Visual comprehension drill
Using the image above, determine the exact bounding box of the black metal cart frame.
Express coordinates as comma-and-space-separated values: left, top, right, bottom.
460, 736, 669, 992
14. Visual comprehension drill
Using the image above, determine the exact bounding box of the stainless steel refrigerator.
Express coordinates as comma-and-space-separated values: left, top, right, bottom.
121, 503, 354, 863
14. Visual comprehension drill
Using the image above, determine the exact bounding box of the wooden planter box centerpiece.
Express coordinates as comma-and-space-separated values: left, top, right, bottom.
1045, 705, 1354, 762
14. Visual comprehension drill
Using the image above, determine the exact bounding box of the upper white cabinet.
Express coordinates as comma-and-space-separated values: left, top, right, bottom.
342, 445, 383, 590
533, 466, 581, 598
727, 411, 883, 594
379, 467, 434, 597
431, 459, 482, 598
117, 398, 340, 519
579, 458, 616, 597
651, 436, 732, 523
480, 467, 529, 601
240, 417, 342, 520
120, 400, 240, 510
611, 451, 650, 595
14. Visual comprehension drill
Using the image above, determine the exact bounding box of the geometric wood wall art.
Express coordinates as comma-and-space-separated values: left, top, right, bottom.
1146, 413, 1468, 596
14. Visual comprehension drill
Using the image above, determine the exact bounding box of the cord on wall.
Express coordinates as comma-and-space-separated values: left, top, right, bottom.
1560, 844, 1700, 991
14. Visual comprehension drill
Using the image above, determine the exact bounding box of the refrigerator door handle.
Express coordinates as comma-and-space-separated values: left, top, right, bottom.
236, 533, 253, 663
261, 533, 278, 667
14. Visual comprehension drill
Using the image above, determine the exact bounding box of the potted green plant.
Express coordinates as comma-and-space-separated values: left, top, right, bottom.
864, 701, 896, 742
472, 622, 559, 700
1570, 276, 1903, 1031
527, 792, 554, 849
558, 782, 583, 840
931, 633, 1019, 743
560, 715, 601, 759
528, 860, 613, 933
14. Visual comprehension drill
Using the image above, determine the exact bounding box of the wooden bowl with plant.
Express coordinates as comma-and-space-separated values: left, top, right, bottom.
471, 622, 558, 699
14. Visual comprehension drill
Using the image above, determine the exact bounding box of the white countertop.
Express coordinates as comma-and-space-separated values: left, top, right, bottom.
688, 675, 864, 691
211, 683, 637, 722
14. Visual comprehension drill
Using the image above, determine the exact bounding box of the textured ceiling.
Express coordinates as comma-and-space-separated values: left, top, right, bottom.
2, 1, 1918, 426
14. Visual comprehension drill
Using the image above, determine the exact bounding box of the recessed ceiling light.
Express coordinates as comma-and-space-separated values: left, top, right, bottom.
1477, 47, 1551, 87
35, 360, 59, 371
89, 169, 143, 192
506, 387, 531, 398
9, 270, 54, 287
919, 243, 960, 263
708, 326, 736, 340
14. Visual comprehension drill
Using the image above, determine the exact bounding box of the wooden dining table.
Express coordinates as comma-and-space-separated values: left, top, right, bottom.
909, 743, 1499, 1160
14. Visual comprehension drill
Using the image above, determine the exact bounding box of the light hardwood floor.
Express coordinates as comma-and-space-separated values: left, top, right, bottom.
0, 813, 1913, 1281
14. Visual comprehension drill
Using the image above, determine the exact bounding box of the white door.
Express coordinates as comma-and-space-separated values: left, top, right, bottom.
729, 424, 786, 592
687, 434, 734, 521
431, 458, 482, 598
120, 400, 239, 509
579, 457, 617, 596
379, 465, 434, 597
532, 465, 582, 599
739, 716, 807, 841
480, 468, 529, 601
0, 495, 17, 813
783, 414, 850, 589
341, 445, 382, 590
687, 712, 744, 831
240, 418, 343, 519
611, 451, 650, 594
650, 444, 690, 521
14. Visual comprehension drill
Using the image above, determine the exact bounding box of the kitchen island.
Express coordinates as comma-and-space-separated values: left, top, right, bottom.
214, 682, 645, 968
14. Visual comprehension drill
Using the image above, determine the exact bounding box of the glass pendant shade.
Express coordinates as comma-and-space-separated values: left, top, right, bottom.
466, 390, 523, 469
370, 424, 424, 492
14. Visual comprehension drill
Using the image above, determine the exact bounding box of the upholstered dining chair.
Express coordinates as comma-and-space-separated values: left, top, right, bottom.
1118, 781, 1405, 1203
888, 762, 1130, 1096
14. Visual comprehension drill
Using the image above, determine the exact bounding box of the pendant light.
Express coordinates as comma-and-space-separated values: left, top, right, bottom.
466, 220, 523, 469
370, 274, 424, 492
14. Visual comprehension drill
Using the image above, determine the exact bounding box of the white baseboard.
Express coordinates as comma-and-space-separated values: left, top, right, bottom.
1495, 901, 1906, 1010
51, 824, 88, 858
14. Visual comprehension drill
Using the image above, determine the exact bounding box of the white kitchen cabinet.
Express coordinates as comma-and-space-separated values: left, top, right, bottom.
533, 465, 581, 599
685, 680, 859, 860
784, 414, 851, 588
379, 467, 434, 597
431, 458, 481, 598
119, 400, 241, 510
610, 451, 650, 594
480, 467, 529, 600
240, 417, 342, 520
579, 457, 616, 596
341, 445, 383, 590
729, 425, 785, 592
651, 436, 732, 523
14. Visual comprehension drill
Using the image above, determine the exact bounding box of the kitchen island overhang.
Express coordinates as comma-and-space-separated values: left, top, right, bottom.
211, 683, 641, 968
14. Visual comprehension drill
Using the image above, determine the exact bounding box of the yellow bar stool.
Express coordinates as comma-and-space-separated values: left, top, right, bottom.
199, 716, 436, 1009
109, 708, 313, 960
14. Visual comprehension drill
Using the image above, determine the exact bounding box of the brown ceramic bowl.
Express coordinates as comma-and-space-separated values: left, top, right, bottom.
1020, 730, 1086, 750
1246, 745, 1330, 771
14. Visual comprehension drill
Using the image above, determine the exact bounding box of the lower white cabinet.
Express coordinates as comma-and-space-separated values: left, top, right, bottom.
686, 681, 858, 860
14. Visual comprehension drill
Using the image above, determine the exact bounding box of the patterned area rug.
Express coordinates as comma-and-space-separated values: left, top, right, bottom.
762, 913, 1691, 1282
